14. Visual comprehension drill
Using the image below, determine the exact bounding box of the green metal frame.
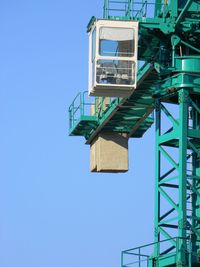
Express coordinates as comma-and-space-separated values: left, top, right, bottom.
154, 90, 200, 266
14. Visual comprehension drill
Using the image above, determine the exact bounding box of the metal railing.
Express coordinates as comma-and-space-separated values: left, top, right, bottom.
68, 91, 94, 130
121, 237, 200, 267
103, 0, 167, 19
68, 91, 117, 131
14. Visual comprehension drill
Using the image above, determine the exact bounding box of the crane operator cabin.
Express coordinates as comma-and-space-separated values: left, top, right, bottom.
88, 19, 138, 97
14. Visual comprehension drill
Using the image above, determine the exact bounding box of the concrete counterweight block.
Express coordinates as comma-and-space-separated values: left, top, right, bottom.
90, 132, 129, 173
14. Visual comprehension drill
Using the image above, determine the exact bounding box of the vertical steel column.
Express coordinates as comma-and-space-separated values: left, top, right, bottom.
191, 99, 200, 258
177, 89, 188, 266
103, 0, 109, 18
154, 100, 161, 263
154, 0, 162, 17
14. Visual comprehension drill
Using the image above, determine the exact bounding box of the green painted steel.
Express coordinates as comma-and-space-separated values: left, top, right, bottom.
153, 90, 200, 267
68, 0, 200, 266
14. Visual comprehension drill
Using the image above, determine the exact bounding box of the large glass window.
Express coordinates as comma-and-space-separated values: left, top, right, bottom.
96, 59, 135, 85
99, 27, 134, 57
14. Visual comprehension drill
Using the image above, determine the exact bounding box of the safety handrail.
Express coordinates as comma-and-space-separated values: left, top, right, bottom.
103, 0, 167, 19
68, 91, 95, 130
121, 237, 200, 267
68, 91, 116, 131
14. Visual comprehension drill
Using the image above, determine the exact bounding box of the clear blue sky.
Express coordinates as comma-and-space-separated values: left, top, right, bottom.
0, 1, 155, 266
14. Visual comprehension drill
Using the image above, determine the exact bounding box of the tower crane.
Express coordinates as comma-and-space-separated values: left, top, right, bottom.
69, 0, 200, 266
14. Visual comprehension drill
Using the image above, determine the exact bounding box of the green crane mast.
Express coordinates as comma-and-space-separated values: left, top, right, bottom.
69, 0, 200, 266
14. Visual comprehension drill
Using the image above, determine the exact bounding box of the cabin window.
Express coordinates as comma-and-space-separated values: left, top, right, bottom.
96, 59, 135, 85
99, 27, 134, 57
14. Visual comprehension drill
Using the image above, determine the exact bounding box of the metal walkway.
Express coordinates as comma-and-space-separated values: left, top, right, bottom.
69, 62, 158, 143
